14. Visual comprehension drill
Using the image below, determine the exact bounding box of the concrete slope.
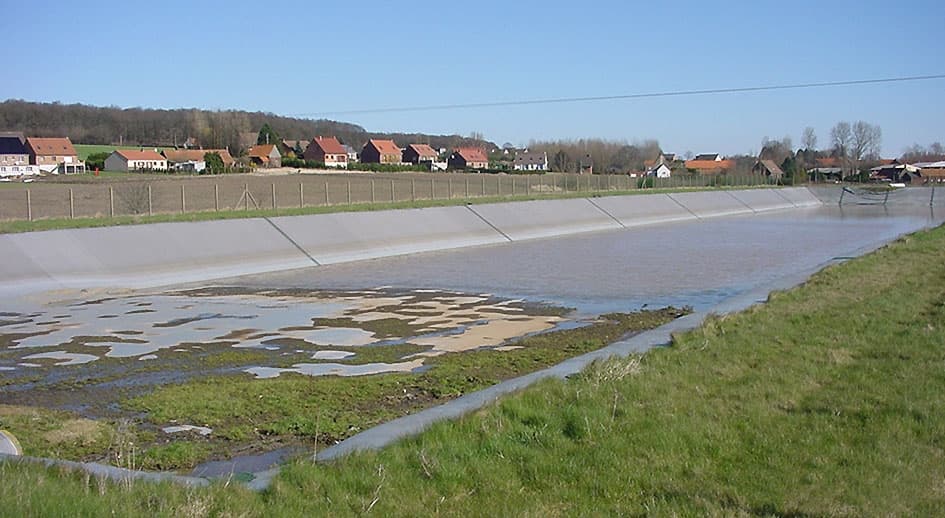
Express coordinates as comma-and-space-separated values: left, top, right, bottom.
589, 194, 697, 226
270, 206, 508, 265
468, 198, 622, 241
668, 191, 755, 218
729, 189, 797, 212
777, 187, 824, 207
0, 219, 313, 294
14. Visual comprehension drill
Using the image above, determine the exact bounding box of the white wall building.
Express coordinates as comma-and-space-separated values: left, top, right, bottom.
104, 149, 168, 172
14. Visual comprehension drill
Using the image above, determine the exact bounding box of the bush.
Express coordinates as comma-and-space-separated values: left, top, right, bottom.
85, 152, 110, 171
637, 177, 654, 188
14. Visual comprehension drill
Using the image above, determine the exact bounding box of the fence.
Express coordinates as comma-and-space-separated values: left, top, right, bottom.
0, 172, 786, 222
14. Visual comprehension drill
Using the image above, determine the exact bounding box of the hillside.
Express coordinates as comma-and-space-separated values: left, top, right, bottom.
0, 99, 494, 155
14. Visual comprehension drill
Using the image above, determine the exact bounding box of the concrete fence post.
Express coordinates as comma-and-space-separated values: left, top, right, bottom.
346, 180, 351, 204
371, 179, 375, 203
271, 183, 276, 210
430, 177, 435, 200
481, 175, 486, 197
390, 179, 395, 202
497, 175, 501, 196
325, 181, 329, 206
213, 184, 218, 212
448, 177, 453, 199
411, 179, 416, 202
26, 189, 31, 221
69, 188, 75, 219
300, 182, 304, 208
181, 184, 186, 213
109, 186, 114, 217
465, 176, 469, 198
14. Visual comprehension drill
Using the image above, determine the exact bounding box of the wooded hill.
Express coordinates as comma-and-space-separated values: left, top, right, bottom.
0, 99, 494, 155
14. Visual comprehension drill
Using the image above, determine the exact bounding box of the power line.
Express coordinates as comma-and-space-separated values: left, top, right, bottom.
292, 74, 945, 117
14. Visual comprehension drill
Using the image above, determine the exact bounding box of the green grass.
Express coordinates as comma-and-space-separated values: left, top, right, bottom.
0, 184, 777, 234
3, 224, 943, 515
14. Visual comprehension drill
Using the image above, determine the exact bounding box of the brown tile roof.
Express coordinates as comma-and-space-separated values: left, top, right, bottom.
116, 149, 165, 161
163, 149, 234, 166
815, 157, 840, 168
368, 139, 401, 155
408, 144, 438, 159
455, 147, 488, 163
685, 159, 734, 172
312, 136, 347, 155
249, 144, 277, 158
26, 137, 77, 156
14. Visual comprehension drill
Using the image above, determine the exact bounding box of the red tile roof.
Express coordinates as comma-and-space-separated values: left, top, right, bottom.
685, 159, 734, 172
116, 149, 165, 161
249, 144, 277, 158
408, 144, 438, 159
455, 147, 488, 163
815, 157, 840, 168
369, 139, 401, 155
312, 136, 346, 155
26, 137, 77, 156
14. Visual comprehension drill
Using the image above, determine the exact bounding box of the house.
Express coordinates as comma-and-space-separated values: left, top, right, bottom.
0, 134, 29, 167
513, 150, 548, 171
343, 145, 359, 163
916, 161, 945, 183
685, 158, 735, 175
643, 152, 679, 170
752, 159, 785, 180
402, 143, 438, 165
361, 139, 402, 164
25, 137, 85, 173
646, 163, 672, 178
282, 139, 310, 157
104, 149, 168, 172
303, 137, 348, 168
163, 149, 235, 170
248, 144, 282, 168
869, 163, 919, 183
448, 147, 489, 170
693, 153, 723, 161
579, 154, 594, 175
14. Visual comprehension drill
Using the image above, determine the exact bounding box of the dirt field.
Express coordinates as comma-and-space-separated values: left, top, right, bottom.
0, 171, 669, 221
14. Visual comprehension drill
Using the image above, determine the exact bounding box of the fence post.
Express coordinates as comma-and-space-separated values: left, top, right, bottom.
181, 184, 186, 213
325, 181, 329, 205
390, 179, 395, 202
69, 188, 74, 219
430, 177, 435, 200
244, 183, 249, 210
448, 177, 453, 199
300, 182, 304, 208
481, 175, 486, 196
26, 189, 31, 221
346, 180, 351, 204
371, 179, 375, 203
271, 183, 276, 210
109, 186, 114, 217
465, 176, 469, 198
411, 179, 416, 202
497, 176, 501, 196
213, 184, 218, 212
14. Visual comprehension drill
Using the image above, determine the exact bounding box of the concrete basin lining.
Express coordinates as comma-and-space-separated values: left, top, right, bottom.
777, 187, 823, 207
667, 191, 755, 217
589, 194, 698, 226
728, 189, 797, 212
468, 198, 622, 240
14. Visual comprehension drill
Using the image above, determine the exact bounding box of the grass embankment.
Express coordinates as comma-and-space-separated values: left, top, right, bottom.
3, 224, 943, 515
0, 184, 771, 234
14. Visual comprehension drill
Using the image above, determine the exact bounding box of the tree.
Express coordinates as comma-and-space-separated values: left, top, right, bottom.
830, 122, 853, 177
204, 152, 224, 174
551, 150, 573, 173
802, 127, 817, 151
851, 121, 882, 167
257, 123, 279, 146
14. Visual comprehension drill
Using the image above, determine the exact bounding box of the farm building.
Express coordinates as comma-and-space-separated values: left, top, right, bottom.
248, 144, 282, 168
25, 137, 85, 173
513, 150, 548, 171
448, 148, 489, 170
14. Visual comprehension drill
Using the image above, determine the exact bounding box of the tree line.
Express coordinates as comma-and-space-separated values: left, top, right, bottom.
0, 100, 494, 156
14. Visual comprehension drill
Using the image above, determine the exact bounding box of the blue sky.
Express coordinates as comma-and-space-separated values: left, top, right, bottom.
3, 0, 943, 156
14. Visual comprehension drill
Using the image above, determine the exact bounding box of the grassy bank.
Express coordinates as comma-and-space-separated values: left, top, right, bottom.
0, 184, 772, 234
3, 223, 943, 515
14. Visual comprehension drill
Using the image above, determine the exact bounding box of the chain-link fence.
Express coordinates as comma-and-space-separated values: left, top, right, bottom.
0, 172, 789, 222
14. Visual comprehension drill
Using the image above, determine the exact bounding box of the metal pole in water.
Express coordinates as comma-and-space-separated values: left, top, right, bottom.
839, 187, 845, 206
931, 185, 935, 207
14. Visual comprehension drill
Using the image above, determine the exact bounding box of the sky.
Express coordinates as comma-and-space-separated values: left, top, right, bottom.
3, 0, 944, 156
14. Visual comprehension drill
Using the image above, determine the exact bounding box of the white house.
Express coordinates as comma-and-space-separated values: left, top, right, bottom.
647, 163, 672, 178
104, 149, 168, 172
513, 150, 548, 171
